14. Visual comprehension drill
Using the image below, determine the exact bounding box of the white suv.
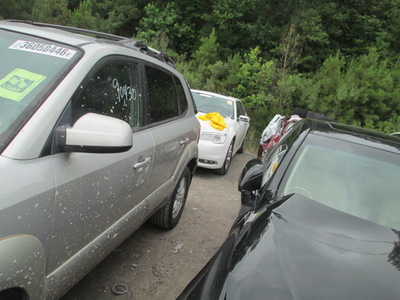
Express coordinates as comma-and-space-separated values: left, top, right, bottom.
0, 20, 199, 299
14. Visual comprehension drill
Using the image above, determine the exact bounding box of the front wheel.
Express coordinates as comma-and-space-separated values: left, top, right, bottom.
150, 168, 190, 229
216, 140, 234, 175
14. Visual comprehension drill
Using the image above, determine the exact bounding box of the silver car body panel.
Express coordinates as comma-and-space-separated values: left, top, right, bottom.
3, 43, 179, 159
0, 21, 199, 299
0, 235, 46, 299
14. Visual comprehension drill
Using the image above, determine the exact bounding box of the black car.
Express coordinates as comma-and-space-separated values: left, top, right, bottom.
178, 119, 400, 300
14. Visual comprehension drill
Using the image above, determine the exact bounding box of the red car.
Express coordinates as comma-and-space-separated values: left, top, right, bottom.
257, 114, 301, 158
258, 109, 335, 159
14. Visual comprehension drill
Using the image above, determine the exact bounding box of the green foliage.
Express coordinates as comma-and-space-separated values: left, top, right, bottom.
32, 0, 71, 25
0, 0, 34, 20
300, 50, 400, 132
176, 30, 242, 95
232, 47, 295, 135
3, 0, 400, 136
135, 2, 194, 55
192, 28, 219, 66
70, 0, 136, 33
234, 47, 274, 108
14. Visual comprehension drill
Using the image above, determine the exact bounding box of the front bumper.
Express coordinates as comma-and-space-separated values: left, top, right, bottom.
197, 140, 229, 169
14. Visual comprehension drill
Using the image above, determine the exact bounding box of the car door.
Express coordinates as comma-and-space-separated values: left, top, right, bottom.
143, 64, 194, 211
47, 57, 154, 273
234, 100, 249, 148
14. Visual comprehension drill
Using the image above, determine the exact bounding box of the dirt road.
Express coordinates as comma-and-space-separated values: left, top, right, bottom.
62, 151, 255, 300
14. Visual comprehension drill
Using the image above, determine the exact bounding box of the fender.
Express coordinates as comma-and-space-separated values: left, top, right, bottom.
0, 235, 46, 300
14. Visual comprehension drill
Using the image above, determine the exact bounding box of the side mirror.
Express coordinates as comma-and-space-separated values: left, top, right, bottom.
238, 159, 265, 206
58, 113, 133, 153
238, 115, 250, 122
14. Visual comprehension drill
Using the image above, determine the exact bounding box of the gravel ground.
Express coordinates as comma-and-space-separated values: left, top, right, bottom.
61, 151, 256, 300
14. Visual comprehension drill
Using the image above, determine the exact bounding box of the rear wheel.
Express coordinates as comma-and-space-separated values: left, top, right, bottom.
150, 167, 190, 229
216, 140, 234, 175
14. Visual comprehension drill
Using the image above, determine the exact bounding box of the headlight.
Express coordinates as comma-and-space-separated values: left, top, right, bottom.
200, 132, 227, 144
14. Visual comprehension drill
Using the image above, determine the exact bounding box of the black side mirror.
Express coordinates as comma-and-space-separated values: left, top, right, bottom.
238, 159, 265, 206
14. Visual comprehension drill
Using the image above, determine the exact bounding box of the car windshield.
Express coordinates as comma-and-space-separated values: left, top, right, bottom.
192, 92, 234, 119
281, 134, 400, 230
0, 29, 79, 153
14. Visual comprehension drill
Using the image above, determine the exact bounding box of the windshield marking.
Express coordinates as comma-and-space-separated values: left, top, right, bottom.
9, 40, 77, 60
0, 68, 47, 102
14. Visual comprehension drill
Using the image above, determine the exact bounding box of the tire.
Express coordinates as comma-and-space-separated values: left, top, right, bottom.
216, 140, 234, 175
150, 167, 190, 229
237, 139, 245, 154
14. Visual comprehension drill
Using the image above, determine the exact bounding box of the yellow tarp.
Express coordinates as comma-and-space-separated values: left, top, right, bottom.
198, 112, 228, 131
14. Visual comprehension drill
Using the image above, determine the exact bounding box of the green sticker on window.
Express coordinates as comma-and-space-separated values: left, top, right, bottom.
0, 68, 47, 102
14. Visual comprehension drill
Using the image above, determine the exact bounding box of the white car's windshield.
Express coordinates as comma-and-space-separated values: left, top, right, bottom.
0, 29, 79, 152
282, 134, 400, 230
192, 92, 234, 119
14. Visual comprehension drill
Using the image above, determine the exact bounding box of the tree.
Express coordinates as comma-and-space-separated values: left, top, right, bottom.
0, 0, 34, 20
32, 0, 71, 25
191, 28, 220, 66
300, 50, 400, 132
69, 0, 129, 33
177, 29, 242, 95
234, 47, 279, 128
135, 2, 194, 55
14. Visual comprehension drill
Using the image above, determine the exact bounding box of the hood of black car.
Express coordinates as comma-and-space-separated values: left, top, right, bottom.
223, 194, 400, 300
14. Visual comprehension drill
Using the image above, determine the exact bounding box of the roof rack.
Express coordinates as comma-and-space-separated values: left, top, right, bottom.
4, 20, 175, 68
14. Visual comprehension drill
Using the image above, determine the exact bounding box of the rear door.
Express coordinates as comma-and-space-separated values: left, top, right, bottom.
48, 57, 154, 273
143, 64, 194, 211
234, 100, 249, 149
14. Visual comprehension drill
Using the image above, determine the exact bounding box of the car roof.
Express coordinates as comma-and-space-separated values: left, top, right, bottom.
302, 119, 400, 154
191, 89, 241, 102
0, 19, 97, 45
0, 20, 175, 68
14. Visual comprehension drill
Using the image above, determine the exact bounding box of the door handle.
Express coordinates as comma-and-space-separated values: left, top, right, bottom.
133, 157, 151, 169
179, 138, 189, 145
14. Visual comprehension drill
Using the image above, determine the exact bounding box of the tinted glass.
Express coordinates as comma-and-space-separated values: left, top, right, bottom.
280, 134, 400, 229
236, 101, 246, 117
176, 78, 188, 114
146, 65, 179, 123
0, 29, 79, 152
72, 60, 141, 127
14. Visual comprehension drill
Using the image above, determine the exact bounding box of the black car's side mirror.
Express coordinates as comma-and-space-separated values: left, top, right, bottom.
238, 159, 265, 206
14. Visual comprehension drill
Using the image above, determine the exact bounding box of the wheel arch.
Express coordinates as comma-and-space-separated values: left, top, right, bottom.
187, 156, 198, 183
0, 235, 46, 300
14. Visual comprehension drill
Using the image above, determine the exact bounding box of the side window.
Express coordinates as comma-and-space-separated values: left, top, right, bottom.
175, 78, 188, 114
72, 60, 141, 127
262, 143, 289, 185
145, 65, 181, 123
237, 101, 246, 117
261, 123, 302, 186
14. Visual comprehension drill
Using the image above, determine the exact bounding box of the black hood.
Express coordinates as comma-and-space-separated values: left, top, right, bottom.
179, 194, 400, 300
225, 194, 400, 299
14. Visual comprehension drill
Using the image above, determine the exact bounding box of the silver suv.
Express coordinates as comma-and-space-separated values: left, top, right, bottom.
0, 20, 199, 299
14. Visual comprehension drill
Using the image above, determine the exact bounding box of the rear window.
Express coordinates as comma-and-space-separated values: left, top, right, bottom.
0, 29, 80, 152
